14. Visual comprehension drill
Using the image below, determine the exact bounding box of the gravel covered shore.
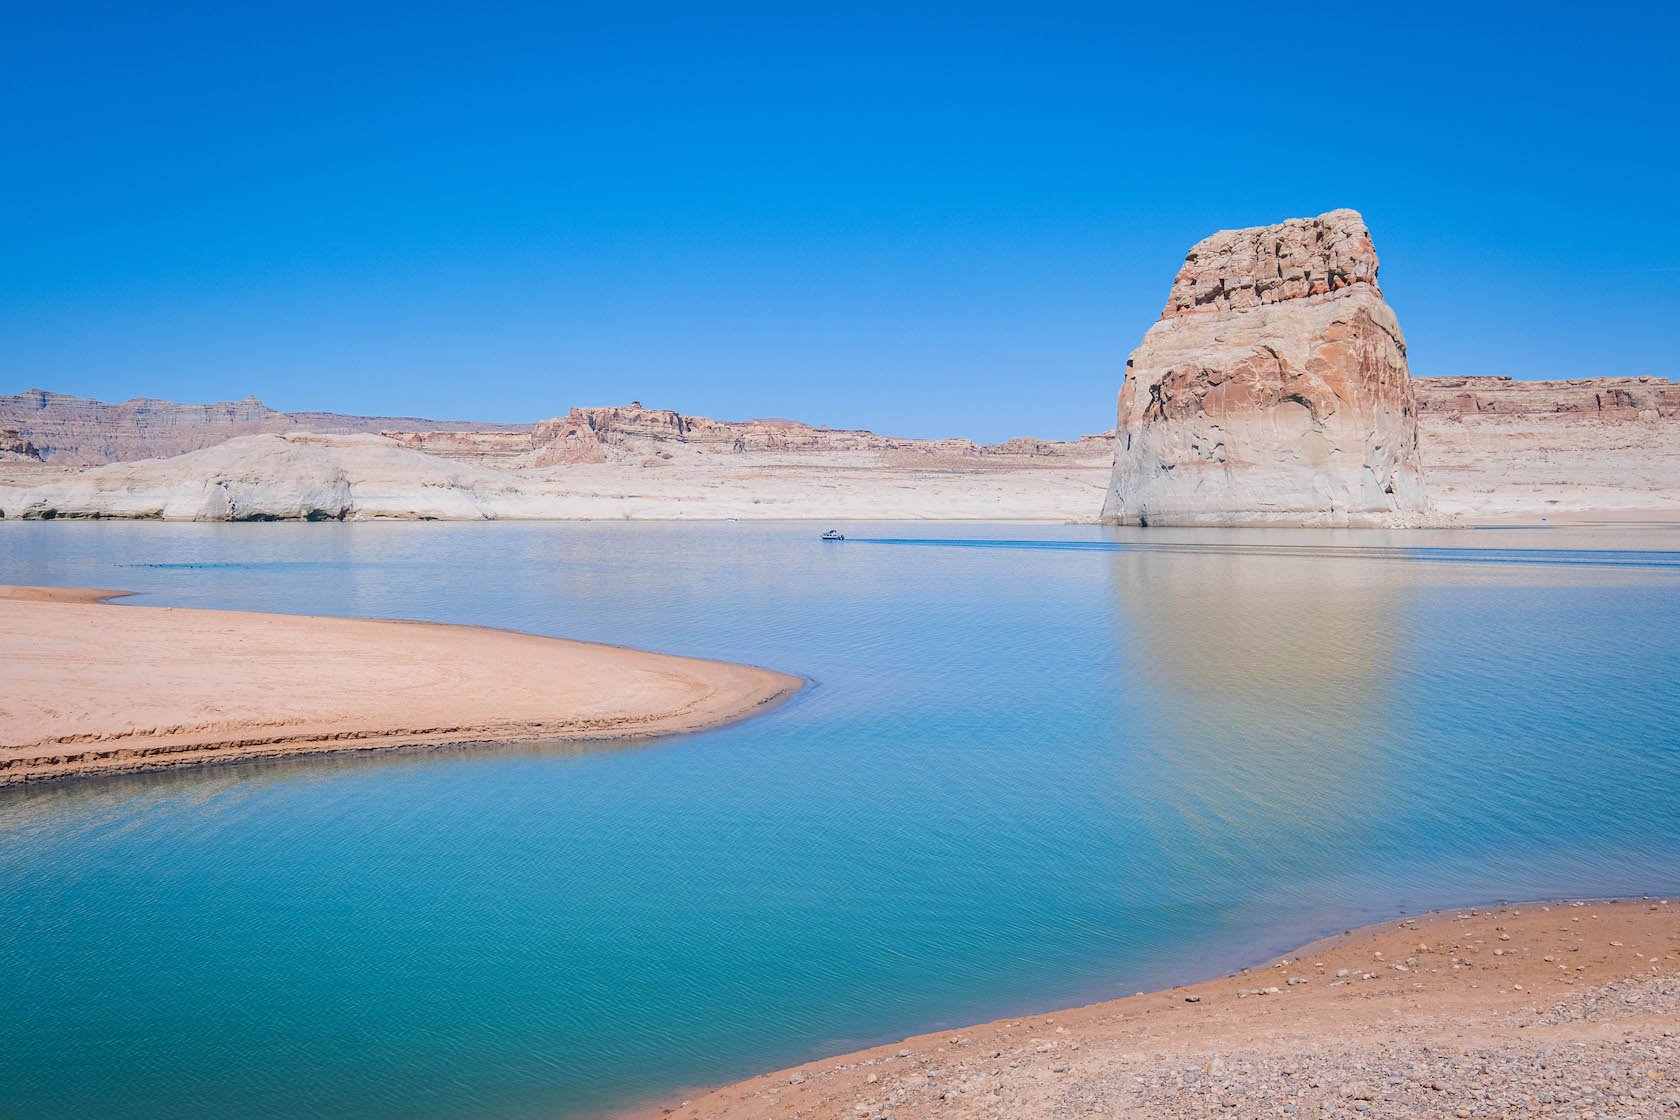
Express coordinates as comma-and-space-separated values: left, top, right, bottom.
638, 900, 1679, 1120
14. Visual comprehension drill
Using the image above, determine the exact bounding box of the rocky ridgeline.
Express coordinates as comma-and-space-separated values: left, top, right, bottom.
530, 402, 928, 465
1105, 209, 1428, 527
386, 402, 1109, 468
2, 388, 1109, 471
0, 392, 1118, 521
5, 344, 1676, 522
1417, 375, 1680, 420
10, 374, 1675, 483
379, 430, 535, 466
0, 388, 523, 466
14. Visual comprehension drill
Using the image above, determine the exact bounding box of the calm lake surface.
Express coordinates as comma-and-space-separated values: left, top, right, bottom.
4, 521, 1680, 1120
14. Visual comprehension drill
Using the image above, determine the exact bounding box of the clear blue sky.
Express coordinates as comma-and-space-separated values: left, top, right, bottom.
4, 2, 1676, 440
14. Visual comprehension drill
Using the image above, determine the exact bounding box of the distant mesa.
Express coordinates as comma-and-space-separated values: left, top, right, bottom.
1418, 375, 1680, 420
0, 388, 524, 467
0, 397, 1114, 522
0, 389, 1113, 473
1103, 208, 1429, 527
528, 403, 957, 465
382, 402, 1106, 469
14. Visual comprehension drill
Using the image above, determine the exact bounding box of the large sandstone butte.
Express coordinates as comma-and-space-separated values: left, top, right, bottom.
1103, 209, 1428, 526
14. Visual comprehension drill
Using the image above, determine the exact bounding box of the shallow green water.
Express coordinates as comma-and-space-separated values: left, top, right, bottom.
2, 522, 1678, 1119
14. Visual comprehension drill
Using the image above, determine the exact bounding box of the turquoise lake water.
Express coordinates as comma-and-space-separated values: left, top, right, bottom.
3, 521, 1680, 1119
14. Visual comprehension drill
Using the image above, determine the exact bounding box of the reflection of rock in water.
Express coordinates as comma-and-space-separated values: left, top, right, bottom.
1107, 540, 1418, 868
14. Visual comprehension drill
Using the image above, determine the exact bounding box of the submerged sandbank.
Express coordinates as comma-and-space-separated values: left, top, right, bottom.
642, 899, 1680, 1119
0, 585, 801, 784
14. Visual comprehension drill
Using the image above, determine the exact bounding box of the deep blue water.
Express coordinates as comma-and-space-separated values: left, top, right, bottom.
3, 521, 1680, 1120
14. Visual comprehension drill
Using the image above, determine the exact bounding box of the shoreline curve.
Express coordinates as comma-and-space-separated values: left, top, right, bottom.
0, 585, 803, 786
629, 896, 1680, 1119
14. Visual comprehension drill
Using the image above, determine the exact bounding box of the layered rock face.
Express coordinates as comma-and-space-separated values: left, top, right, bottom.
1416, 376, 1679, 420
0, 428, 42, 462
0, 389, 523, 466
1411, 375, 1680, 518
379, 429, 535, 466
0, 434, 525, 521
519, 403, 1092, 467
529, 403, 925, 465
0, 430, 1113, 522
1104, 209, 1428, 526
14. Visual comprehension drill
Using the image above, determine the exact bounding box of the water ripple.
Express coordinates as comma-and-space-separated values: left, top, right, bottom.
2, 521, 1678, 1120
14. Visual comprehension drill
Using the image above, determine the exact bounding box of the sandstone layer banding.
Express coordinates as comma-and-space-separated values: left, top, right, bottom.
0, 586, 802, 784
0, 387, 525, 467
0, 427, 1114, 522
2, 370, 1678, 522
1104, 209, 1429, 527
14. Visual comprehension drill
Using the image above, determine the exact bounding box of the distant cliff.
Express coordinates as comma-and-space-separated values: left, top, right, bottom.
0, 430, 1112, 522
0, 428, 42, 462
1416, 376, 1679, 419
0, 389, 525, 466
2, 377, 1676, 522
1, 388, 1116, 472
1411, 374, 1680, 519
388, 402, 1111, 468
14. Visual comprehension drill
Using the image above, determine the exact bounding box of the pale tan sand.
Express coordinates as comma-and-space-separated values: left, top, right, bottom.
0, 584, 133, 604
638, 900, 1680, 1119
0, 585, 801, 784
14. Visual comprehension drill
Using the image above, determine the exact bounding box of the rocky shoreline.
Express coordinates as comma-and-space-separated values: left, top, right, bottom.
636, 899, 1679, 1120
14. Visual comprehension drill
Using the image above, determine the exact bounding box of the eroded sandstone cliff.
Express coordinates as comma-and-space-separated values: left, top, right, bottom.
0, 434, 528, 521
0, 389, 524, 466
387, 402, 1108, 469
2, 378, 1677, 520
1104, 209, 1428, 527
1411, 375, 1680, 518
0, 430, 1112, 522
0, 428, 42, 462
1418, 376, 1679, 420
6, 354, 1678, 522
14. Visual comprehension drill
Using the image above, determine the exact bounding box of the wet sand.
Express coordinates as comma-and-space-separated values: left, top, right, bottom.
0, 585, 802, 784
641, 899, 1679, 1119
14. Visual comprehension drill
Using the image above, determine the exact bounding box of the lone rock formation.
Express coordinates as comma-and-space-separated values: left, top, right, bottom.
1103, 209, 1428, 526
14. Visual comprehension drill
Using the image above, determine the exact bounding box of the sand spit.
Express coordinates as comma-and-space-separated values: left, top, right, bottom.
0, 586, 802, 785
0, 584, 134, 605
644, 900, 1680, 1119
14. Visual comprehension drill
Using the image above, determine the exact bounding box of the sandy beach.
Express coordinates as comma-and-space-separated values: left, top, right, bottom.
644, 900, 1680, 1119
0, 585, 802, 785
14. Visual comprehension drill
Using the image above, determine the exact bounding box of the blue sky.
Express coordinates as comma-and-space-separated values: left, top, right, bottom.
4, 2, 1676, 441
